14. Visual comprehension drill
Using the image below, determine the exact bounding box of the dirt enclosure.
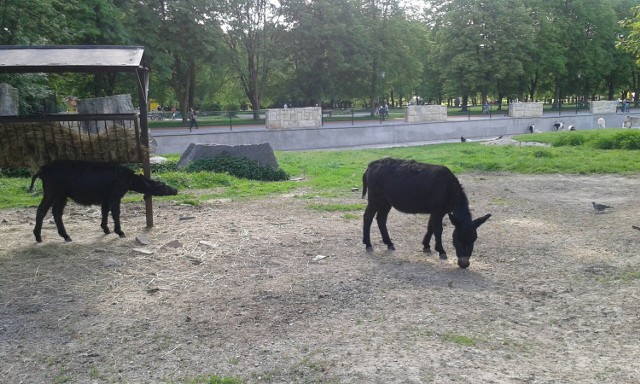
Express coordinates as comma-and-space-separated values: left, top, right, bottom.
1, 173, 639, 383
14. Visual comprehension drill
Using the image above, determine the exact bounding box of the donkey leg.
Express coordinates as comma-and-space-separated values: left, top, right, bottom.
422, 220, 434, 254
33, 196, 53, 243
110, 199, 126, 238
363, 204, 377, 252
429, 214, 447, 259
100, 201, 111, 234
375, 203, 394, 251
51, 198, 71, 242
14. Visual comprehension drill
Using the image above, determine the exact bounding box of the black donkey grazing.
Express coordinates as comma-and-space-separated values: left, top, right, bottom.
362, 158, 491, 268
30, 160, 178, 242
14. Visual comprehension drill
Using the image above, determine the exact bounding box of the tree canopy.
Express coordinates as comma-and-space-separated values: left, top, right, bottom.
3, 0, 640, 117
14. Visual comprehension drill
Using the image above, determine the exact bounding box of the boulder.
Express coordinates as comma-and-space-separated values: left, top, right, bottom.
0, 83, 18, 116
177, 143, 279, 170
77, 94, 135, 133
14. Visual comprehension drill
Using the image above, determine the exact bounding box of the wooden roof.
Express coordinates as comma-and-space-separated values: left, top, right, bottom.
0, 45, 148, 73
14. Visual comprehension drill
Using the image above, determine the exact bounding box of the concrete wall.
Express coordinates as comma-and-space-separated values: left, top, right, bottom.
508, 102, 544, 117
153, 113, 631, 154
405, 105, 447, 123
265, 107, 321, 129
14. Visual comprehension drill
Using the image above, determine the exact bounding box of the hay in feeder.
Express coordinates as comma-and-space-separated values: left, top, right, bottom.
0, 121, 146, 170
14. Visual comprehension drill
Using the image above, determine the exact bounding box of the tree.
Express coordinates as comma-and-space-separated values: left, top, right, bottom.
127, 0, 221, 120
215, 0, 285, 119
430, 0, 534, 110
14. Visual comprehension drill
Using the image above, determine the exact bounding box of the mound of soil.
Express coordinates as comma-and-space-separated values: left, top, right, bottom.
1, 173, 639, 383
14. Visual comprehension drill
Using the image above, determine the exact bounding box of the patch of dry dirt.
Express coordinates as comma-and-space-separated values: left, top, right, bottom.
1, 173, 639, 383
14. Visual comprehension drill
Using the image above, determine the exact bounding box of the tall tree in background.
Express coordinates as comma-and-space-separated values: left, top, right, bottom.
281, 0, 369, 107
215, 0, 284, 119
0, 0, 70, 45
128, 0, 220, 120
431, 0, 534, 110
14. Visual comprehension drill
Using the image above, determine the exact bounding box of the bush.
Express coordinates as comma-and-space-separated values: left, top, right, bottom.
126, 160, 179, 174
184, 154, 289, 181
552, 133, 587, 147
551, 130, 640, 150
0, 167, 32, 178
591, 131, 640, 150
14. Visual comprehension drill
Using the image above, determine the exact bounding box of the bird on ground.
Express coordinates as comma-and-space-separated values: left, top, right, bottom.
592, 202, 613, 213
460, 136, 466, 142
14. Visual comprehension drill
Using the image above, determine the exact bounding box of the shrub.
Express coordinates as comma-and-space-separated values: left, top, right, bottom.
185, 153, 289, 181
552, 133, 587, 147
0, 167, 31, 178
591, 131, 640, 150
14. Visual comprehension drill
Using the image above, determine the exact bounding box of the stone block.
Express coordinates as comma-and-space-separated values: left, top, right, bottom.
405, 105, 447, 123
266, 107, 321, 129
177, 143, 279, 170
0, 83, 18, 116
77, 94, 135, 133
590, 101, 617, 114
508, 102, 543, 118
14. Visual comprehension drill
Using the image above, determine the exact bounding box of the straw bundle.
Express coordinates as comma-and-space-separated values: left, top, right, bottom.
0, 121, 147, 170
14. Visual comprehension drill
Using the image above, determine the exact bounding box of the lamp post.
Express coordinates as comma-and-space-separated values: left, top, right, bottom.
379, 71, 385, 123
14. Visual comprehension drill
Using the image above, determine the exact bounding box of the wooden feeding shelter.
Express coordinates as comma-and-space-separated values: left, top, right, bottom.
0, 45, 157, 227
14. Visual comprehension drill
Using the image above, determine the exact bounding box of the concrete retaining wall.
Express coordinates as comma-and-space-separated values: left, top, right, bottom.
153, 113, 632, 154
405, 105, 447, 123
265, 107, 321, 129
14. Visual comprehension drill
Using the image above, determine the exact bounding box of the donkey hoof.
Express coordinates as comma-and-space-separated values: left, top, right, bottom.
423, 247, 431, 254
387, 245, 396, 251
439, 253, 447, 260
64, 237, 72, 242
366, 245, 374, 253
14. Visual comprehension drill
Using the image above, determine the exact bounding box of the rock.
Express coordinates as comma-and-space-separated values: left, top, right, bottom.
102, 258, 122, 268
163, 240, 182, 249
132, 248, 154, 255
77, 94, 135, 133
177, 143, 279, 170
199, 240, 219, 248
149, 156, 169, 164
135, 234, 150, 245
312, 255, 328, 262
0, 83, 19, 116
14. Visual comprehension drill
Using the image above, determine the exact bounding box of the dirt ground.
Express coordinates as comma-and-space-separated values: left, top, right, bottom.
1, 172, 639, 383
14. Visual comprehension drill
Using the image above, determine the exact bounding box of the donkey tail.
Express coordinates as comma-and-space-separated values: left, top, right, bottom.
361, 170, 368, 199
29, 170, 42, 192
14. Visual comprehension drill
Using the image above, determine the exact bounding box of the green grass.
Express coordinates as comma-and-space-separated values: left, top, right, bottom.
442, 333, 477, 346
186, 375, 243, 384
306, 203, 367, 212
2, 129, 639, 209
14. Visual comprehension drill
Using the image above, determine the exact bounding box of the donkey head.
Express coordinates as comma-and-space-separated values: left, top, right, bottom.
448, 213, 491, 269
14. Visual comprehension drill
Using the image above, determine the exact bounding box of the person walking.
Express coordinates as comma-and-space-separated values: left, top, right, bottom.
189, 107, 198, 131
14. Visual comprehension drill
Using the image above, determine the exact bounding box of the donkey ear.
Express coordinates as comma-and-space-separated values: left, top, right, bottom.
473, 214, 492, 229
448, 213, 458, 226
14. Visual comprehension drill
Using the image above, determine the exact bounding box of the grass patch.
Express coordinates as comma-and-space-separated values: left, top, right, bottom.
442, 333, 477, 346
515, 129, 640, 150
186, 375, 243, 384
306, 203, 366, 212
596, 268, 640, 285
3, 133, 640, 209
